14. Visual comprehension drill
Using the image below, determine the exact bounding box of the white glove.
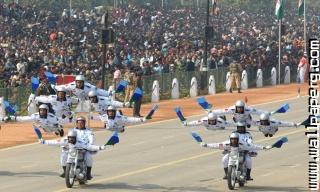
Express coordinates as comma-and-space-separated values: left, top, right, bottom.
264, 145, 272, 150
200, 142, 207, 147
141, 117, 147, 122
124, 102, 130, 108
38, 139, 45, 144
182, 121, 188, 126
294, 123, 298, 128
99, 145, 106, 150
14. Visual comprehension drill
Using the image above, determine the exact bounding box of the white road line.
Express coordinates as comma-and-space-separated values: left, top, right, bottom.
0, 95, 307, 152
131, 141, 146, 146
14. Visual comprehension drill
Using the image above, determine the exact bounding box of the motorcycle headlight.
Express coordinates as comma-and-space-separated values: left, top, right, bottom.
69, 149, 77, 157
230, 154, 238, 160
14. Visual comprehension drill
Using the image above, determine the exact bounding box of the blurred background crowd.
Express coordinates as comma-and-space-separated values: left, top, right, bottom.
0, 0, 319, 88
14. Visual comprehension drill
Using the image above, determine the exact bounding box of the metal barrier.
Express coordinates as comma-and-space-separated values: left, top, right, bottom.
0, 65, 299, 113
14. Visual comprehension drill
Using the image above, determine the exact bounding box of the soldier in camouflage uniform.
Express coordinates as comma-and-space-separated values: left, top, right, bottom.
228, 62, 242, 93
124, 67, 134, 108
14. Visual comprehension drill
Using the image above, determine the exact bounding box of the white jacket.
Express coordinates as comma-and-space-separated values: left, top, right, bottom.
252, 119, 297, 135
185, 117, 235, 130
71, 127, 95, 146
206, 140, 264, 151
34, 95, 78, 119
58, 82, 111, 101
211, 105, 266, 123
14, 113, 68, 132
92, 113, 145, 132
44, 138, 102, 152
90, 96, 125, 114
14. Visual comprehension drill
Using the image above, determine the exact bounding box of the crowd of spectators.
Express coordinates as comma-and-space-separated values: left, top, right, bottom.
0, 2, 318, 88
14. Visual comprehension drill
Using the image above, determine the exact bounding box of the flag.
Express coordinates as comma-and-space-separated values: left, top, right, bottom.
275, 0, 284, 20
197, 97, 212, 110
33, 127, 42, 140
298, 0, 304, 16
44, 71, 56, 84
3, 101, 16, 115
272, 137, 288, 148
191, 132, 203, 143
130, 88, 143, 102
145, 105, 158, 120
31, 76, 39, 93
300, 116, 320, 126
271, 103, 290, 114
105, 132, 119, 146
174, 107, 186, 122
115, 80, 128, 93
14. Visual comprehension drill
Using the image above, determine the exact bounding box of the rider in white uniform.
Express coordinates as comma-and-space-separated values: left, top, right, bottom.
183, 113, 235, 131
200, 132, 271, 180
34, 87, 78, 122
57, 75, 112, 101
70, 116, 97, 180
211, 100, 267, 128
253, 113, 298, 137
88, 90, 129, 115
90, 106, 146, 133
39, 129, 106, 178
5, 104, 68, 136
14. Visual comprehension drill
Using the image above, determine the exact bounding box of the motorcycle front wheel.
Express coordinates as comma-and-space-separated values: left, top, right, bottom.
65, 163, 76, 188
227, 165, 236, 190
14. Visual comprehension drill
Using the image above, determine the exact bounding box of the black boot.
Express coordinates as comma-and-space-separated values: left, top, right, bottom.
246, 169, 253, 180
229, 88, 232, 93
60, 166, 66, 178
223, 168, 228, 179
87, 167, 92, 180
238, 88, 242, 93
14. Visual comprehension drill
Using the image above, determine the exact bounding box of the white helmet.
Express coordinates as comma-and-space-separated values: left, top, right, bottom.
208, 113, 217, 120
229, 132, 239, 139
67, 130, 77, 144
39, 104, 49, 111
56, 86, 67, 93
260, 113, 270, 121
76, 116, 86, 122
75, 75, 85, 81
107, 106, 116, 119
67, 130, 77, 137
235, 100, 245, 107
107, 106, 116, 111
88, 90, 98, 97
229, 132, 239, 147
236, 121, 246, 127
260, 113, 270, 126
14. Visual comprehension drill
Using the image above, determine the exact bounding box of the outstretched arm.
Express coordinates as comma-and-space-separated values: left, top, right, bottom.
41, 138, 68, 147
272, 120, 297, 127
15, 115, 36, 122
122, 116, 145, 125
34, 96, 54, 104
184, 120, 204, 127
211, 108, 234, 115
201, 141, 230, 150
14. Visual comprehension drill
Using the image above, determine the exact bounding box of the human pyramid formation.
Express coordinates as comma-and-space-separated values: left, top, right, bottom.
0, 76, 303, 185
175, 97, 301, 181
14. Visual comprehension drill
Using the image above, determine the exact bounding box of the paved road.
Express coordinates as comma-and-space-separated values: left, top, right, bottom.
0, 96, 308, 192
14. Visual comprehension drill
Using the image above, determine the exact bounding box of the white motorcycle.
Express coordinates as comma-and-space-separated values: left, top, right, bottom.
65, 145, 87, 188
227, 147, 247, 190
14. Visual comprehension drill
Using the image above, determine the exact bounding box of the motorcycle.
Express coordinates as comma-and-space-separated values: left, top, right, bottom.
65, 145, 87, 188
227, 147, 247, 190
